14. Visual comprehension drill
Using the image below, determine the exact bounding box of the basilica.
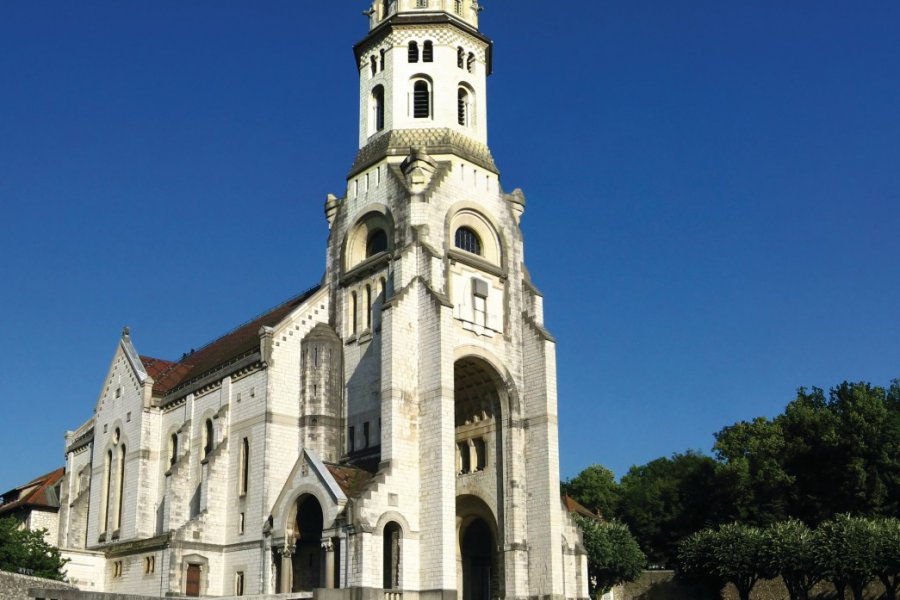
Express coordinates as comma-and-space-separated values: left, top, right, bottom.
55, 1, 589, 598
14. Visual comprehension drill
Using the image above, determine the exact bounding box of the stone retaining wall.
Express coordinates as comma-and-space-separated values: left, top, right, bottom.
615, 570, 887, 600
0, 570, 76, 600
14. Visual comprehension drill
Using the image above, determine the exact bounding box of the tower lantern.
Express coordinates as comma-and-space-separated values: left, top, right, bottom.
355, 0, 492, 156
369, 0, 482, 31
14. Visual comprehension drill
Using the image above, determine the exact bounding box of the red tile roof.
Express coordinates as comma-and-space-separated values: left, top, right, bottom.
0, 468, 65, 515
562, 495, 601, 520
326, 464, 375, 498
140, 286, 321, 397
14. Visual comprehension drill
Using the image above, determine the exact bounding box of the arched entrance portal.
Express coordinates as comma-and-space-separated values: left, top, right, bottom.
293, 495, 324, 592
454, 357, 508, 600
460, 516, 499, 600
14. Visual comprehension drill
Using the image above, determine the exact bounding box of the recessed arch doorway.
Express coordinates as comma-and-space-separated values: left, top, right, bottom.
293, 494, 324, 591
457, 496, 502, 600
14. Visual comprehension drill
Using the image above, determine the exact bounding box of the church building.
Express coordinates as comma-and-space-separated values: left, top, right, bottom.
56, 1, 589, 598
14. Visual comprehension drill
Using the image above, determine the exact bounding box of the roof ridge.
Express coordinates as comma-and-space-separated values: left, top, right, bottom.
179, 285, 322, 362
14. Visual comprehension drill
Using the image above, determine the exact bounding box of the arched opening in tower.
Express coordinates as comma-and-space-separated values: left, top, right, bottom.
457, 496, 502, 600
454, 357, 503, 477
293, 495, 324, 591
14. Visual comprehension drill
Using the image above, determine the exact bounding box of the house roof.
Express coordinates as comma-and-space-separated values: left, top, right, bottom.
139, 285, 322, 396
325, 464, 375, 499
562, 495, 600, 521
0, 468, 65, 515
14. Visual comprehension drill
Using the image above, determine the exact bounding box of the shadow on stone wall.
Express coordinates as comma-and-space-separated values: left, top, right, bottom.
616, 571, 888, 600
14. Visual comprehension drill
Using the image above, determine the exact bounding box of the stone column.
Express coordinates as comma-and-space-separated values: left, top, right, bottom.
322, 539, 335, 588
280, 547, 293, 593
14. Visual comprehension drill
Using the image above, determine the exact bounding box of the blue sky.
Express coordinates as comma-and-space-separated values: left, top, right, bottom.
1, 1, 898, 492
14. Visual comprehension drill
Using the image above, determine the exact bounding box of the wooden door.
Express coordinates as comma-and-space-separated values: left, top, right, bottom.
186, 564, 201, 597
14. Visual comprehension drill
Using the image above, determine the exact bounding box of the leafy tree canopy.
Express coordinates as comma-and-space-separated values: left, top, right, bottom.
0, 518, 67, 581
574, 515, 645, 597
562, 464, 620, 519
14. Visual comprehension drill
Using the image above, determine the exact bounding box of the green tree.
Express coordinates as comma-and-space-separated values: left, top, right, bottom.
0, 518, 67, 580
677, 528, 724, 600
618, 451, 721, 566
678, 524, 771, 600
874, 517, 900, 600
574, 515, 645, 598
813, 514, 876, 600
714, 417, 793, 525
761, 519, 820, 600
563, 465, 620, 519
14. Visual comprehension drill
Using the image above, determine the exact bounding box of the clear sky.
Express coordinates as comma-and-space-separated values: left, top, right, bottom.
1, 1, 898, 492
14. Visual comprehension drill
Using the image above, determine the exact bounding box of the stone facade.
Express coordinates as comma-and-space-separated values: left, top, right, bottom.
54, 2, 588, 599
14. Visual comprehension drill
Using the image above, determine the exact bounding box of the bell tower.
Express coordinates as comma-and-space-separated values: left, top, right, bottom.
354, 0, 492, 160
317, 2, 589, 598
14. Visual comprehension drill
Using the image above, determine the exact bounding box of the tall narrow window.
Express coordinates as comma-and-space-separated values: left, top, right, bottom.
416, 0, 428, 7
101, 450, 112, 534
383, 522, 402, 589
370, 55, 377, 77
455, 0, 463, 15
116, 445, 126, 530
413, 80, 430, 118
351, 292, 358, 335
458, 87, 471, 126
169, 433, 178, 468
472, 279, 488, 327
235, 571, 245, 596
363, 421, 371, 448
365, 285, 373, 330
349, 426, 356, 452
379, 48, 386, 71
381, 0, 390, 19
408, 41, 419, 63
473, 438, 487, 471
423, 41, 433, 63
467, 52, 476, 73
239, 438, 249, 496
372, 85, 384, 133
203, 419, 214, 459
457, 442, 471, 474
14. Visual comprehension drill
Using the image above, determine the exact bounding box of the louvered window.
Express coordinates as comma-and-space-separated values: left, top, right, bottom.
408, 41, 419, 63
467, 52, 476, 73
413, 81, 430, 118
423, 40, 433, 62
372, 86, 385, 133
458, 88, 470, 126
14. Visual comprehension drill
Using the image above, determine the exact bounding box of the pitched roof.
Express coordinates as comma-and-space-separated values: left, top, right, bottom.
562, 495, 600, 521
139, 286, 321, 396
325, 464, 375, 499
0, 468, 65, 515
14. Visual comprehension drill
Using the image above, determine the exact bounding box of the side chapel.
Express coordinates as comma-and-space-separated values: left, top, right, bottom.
57, 1, 589, 598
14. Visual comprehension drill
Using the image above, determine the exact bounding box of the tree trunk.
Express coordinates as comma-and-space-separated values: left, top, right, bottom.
833, 580, 847, 600
880, 575, 897, 600
849, 582, 865, 600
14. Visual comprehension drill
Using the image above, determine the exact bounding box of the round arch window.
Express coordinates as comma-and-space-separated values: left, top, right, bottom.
454, 227, 482, 256
366, 229, 388, 257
